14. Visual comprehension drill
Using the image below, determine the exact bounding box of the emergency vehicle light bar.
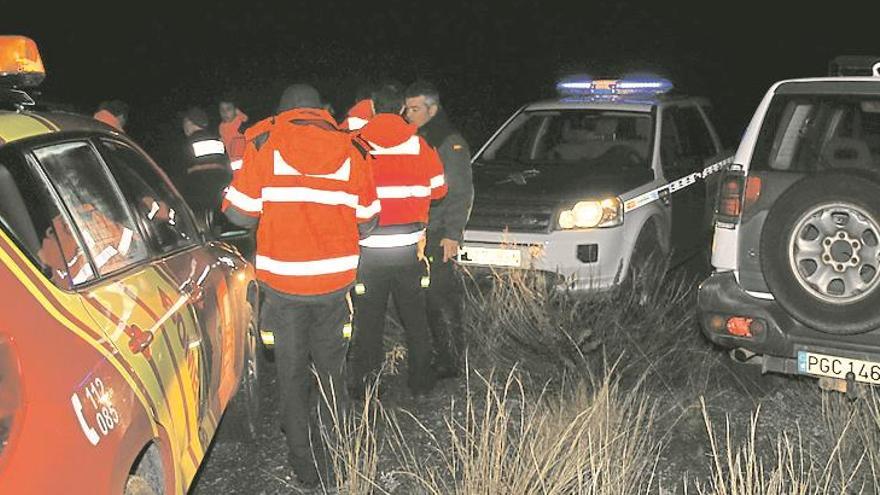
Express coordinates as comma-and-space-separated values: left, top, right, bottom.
0, 36, 45, 88
556, 75, 673, 97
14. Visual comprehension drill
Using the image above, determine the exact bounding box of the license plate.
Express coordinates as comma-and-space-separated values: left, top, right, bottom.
797, 351, 880, 385
457, 246, 521, 268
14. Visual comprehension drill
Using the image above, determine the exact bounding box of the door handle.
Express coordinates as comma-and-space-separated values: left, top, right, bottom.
659, 189, 671, 207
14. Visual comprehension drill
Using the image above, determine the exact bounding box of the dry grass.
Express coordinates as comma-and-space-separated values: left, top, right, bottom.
319, 367, 660, 494
307, 261, 880, 494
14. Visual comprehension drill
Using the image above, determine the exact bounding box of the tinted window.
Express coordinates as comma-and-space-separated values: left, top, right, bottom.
752, 94, 880, 172
661, 106, 715, 174
34, 141, 148, 279
0, 147, 84, 289
99, 140, 198, 254
677, 106, 716, 160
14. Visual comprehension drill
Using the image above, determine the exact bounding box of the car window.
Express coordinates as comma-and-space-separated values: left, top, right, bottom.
753, 94, 880, 172
98, 139, 199, 254
33, 141, 149, 279
0, 147, 86, 289
677, 106, 717, 161
661, 106, 713, 175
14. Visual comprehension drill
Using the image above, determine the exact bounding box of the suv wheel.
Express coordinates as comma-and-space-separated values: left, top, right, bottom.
761, 174, 880, 333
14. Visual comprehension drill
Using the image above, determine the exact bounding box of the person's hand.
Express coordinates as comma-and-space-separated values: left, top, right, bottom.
440, 238, 460, 263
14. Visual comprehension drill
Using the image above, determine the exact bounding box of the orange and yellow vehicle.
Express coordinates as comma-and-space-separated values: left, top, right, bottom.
0, 36, 260, 494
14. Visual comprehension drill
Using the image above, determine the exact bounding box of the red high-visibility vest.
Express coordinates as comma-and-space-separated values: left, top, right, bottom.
357, 114, 446, 248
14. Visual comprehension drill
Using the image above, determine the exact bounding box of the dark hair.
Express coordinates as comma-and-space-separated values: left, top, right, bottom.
371, 85, 404, 114
218, 92, 237, 106
182, 106, 209, 128
404, 80, 440, 107
354, 84, 374, 102
98, 100, 129, 118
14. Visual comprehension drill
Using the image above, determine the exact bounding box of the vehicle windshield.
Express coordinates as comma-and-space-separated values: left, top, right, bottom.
479, 109, 654, 172
752, 94, 880, 172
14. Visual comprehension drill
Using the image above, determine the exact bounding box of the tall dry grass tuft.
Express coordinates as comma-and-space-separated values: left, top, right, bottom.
383, 368, 660, 494
697, 397, 872, 494
461, 267, 600, 382
460, 258, 695, 387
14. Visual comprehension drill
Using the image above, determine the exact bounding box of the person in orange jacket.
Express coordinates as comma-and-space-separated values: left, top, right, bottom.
93, 100, 129, 131
218, 97, 249, 173
340, 97, 374, 131
350, 84, 447, 398
222, 84, 379, 489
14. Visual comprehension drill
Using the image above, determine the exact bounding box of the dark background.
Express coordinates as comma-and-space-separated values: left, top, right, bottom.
4, 0, 877, 168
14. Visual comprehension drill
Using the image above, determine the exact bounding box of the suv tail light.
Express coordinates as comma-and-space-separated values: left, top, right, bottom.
0, 334, 23, 469
715, 171, 762, 225
716, 172, 744, 223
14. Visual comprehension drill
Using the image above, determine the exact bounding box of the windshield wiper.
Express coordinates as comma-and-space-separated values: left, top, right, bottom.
496, 168, 541, 185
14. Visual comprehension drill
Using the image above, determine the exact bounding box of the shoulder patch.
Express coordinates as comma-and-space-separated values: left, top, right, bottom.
452, 144, 464, 151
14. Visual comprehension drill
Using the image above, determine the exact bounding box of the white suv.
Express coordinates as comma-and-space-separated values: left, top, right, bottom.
459, 76, 729, 290
699, 59, 880, 388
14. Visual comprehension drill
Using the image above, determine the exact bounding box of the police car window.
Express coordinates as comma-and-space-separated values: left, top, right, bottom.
662, 107, 712, 174
33, 141, 149, 279
752, 94, 880, 172
0, 147, 86, 289
481, 110, 654, 174
98, 140, 199, 254
677, 106, 717, 161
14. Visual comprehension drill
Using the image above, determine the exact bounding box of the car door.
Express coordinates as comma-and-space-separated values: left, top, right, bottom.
659, 105, 718, 258
96, 138, 243, 434
30, 139, 209, 483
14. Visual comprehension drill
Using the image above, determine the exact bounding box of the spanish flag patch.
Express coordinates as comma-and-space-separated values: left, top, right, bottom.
453, 144, 464, 151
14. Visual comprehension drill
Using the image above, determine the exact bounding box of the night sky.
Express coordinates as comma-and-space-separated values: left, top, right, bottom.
4, 0, 878, 166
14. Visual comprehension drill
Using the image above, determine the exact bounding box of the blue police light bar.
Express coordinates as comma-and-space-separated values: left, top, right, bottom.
556, 74, 673, 97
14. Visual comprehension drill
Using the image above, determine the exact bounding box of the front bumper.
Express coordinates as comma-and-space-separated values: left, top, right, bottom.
698, 271, 880, 374
461, 227, 628, 291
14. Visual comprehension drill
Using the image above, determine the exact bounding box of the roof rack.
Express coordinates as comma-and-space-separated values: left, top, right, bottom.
828, 56, 880, 77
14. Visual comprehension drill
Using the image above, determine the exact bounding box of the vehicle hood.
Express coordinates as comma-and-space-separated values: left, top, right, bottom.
473, 163, 653, 203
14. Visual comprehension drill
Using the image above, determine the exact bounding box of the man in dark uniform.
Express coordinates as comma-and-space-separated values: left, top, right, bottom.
404, 81, 474, 378
181, 106, 232, 230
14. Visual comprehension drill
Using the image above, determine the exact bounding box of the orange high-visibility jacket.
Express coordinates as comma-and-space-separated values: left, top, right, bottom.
222, 108, 379, 296
219, 109, 248, 171
357, 114, 447, 248
340, 99, 374, 131
93, 110, 123, 131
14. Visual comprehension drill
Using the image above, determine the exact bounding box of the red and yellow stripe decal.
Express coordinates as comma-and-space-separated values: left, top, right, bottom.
0, 231, 159, 436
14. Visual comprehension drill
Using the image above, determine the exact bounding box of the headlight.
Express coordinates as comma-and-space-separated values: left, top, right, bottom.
558, 198, 623, 229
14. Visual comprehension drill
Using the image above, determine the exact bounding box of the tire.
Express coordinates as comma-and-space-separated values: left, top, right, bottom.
124, 475, 157, 495
760, 174, 880, 334
223, 302, 263, 442
620, 221, 666, 303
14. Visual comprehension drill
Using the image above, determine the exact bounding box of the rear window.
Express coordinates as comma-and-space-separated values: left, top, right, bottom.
751, 94, 880, 172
